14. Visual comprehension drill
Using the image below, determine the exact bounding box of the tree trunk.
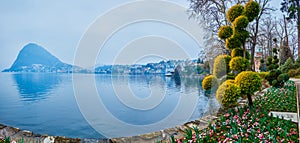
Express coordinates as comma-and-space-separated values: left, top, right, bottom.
251, 19, 260, 71
247, 94, 253, 107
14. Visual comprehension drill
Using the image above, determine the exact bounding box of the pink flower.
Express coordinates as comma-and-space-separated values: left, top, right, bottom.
223, 137, 230, 143
258, 129, 261, 133
233, 115, 238, 119
232, 134, 238, 139
258, 133, 264, 140
224, 113, 230, 118
226, 119, 230, 124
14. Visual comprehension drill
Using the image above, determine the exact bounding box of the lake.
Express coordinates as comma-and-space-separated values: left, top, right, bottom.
0, 73, 219, 139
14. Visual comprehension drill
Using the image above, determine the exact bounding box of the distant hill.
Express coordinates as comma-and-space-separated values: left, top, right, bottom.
3, 43, 76, 73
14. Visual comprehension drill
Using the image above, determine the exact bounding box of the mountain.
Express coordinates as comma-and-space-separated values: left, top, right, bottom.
3, 43, 75, 73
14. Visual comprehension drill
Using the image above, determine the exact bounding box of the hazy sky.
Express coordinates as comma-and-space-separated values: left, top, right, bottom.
0, 0, 282, 70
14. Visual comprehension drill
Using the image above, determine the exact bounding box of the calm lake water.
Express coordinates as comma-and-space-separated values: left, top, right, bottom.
0, 73, 219, 139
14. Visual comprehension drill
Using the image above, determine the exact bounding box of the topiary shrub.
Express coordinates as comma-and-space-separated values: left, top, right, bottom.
225, 36, 242, 50
202, 75, 218, 91
218, 26, 233, 39
258, 72, 269, 79
233, 29, 250, 44
216, 80, 241, 107
244, 0, 260, 22
233, 16, 249, 30
229, 57, 250, 73
213, 55, 231, 78
231, 48, 250, 59
235, 71, 262, 106
226, 4, 245, 23
277, 73, 289, 86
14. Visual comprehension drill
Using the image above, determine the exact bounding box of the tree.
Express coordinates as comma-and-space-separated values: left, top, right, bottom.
281, 0, 300, 57
247, 0, 275, 70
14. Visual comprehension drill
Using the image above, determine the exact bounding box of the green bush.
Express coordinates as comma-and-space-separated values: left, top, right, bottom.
202, 75, 218, 90
258, 72, 269, 79
235, 71, 262, 96
280, 57, 294, 73
244, 0, 260, 22
277, 73, 289, 86
294, 57, 300, 68
213, 55, 231, 78
266, 69, 288, 87
216, 80, 241, 107
218, 26, 233, 39
233, 29, 250, 43
229, 57, 250, 72
226, 4, 245, 23
225, 36, 242, 50
231, 48, 250, 59
233, 16, 249, 30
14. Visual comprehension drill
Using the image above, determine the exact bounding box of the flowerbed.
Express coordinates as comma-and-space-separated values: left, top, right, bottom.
0, 137, 24, 143
171, 81, 299, 143
254, 80, 297, 112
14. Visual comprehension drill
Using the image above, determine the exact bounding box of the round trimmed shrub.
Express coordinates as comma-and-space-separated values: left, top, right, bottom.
231, 48, 250, 59
216, 80, 241, 107
235, 71, 262, 95
226, 36, 242, 50
233, 30, 250, 43
202, 75, 218, 90
227, 4, 245, 23
229, 57, 250, 72
244, 0, 260, 22
213, 55, 231, 78
218, 26, 233, 39
233, 16, 249, 30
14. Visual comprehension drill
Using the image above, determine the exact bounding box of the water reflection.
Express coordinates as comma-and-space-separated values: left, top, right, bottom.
13, 73, 62, 102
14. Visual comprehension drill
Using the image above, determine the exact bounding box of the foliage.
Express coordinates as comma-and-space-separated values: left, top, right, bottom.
280, 57, 294, 73
229, 57, 250, 73
213, 55, 231, 78
225, 36, 242, 50
294, 57, 300, 68
244, 0, 261, 22
280, 0, 299, 21
258, 72, 269, 79
202, 75, 218, 91
216, 80, 241, 107
233, 16, 249, 30
218, 26, 233, 39
235, 71, 262, 96
233, 29, 250, 44
231, 48, 250, 59
226, 4, 244, 23
288, 68, 300, 77
266, 48, 289, 87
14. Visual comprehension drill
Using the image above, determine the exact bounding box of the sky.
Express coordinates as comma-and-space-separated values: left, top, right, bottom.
0, 0, 283, 70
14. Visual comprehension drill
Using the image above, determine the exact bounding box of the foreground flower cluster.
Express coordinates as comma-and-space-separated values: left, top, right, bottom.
172, 81, 299, 143
0, 136, 23, 143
